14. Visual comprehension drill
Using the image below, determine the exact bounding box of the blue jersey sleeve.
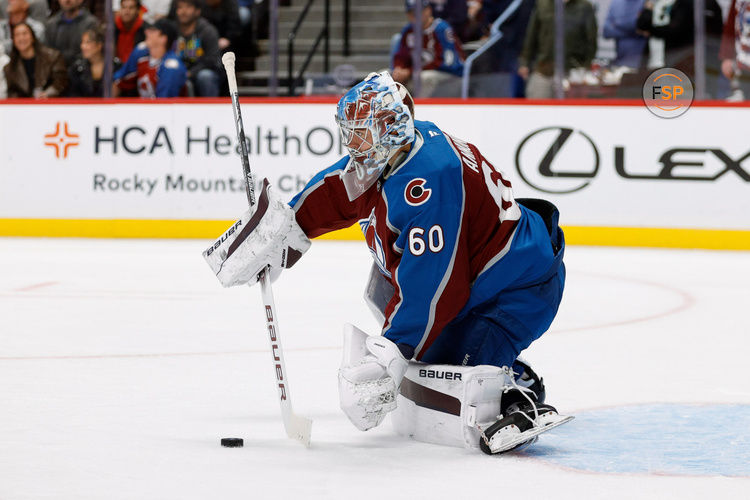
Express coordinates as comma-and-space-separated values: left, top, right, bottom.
114, 45, 145, 83
435, 21, 464, 76
156, 54, 187, 97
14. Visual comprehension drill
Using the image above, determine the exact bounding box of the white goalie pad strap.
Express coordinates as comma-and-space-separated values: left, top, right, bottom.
202, 178, 311, 287
391, 363, 513, 449
338, 324, 408, 431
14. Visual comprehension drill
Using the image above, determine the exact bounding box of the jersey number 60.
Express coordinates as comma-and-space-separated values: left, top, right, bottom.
409, 225, 444, 256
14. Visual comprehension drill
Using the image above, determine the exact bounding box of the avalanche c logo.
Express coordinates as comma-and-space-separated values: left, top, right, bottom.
404, 178, 431, 206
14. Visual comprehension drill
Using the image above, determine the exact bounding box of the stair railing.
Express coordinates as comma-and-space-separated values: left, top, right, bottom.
288, 0, 330, 96
343, 0, 350, 57
461, 0, 522, 99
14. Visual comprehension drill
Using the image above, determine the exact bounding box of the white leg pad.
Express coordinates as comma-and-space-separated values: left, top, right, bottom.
391, 362, 514, 449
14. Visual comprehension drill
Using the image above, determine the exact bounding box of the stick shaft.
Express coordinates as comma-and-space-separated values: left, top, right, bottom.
221, 52, 310, 445
223, 52, 255, 206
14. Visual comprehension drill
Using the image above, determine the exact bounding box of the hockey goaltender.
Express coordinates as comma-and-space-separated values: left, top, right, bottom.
204, 71, 572, 454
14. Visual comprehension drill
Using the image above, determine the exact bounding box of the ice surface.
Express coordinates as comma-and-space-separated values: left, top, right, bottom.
1, 238, 749, 499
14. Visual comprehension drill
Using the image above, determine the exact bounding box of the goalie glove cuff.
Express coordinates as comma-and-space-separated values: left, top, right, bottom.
203, 178, 311, 287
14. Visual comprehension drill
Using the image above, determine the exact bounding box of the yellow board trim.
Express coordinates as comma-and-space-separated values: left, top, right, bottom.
0, 219, 749, 250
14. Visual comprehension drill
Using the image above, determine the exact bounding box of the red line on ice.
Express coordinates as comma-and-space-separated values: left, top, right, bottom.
550, 271, 696, 334
12, 281, 59, 292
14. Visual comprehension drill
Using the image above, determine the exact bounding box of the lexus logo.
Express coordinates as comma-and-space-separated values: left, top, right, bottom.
515, 127, 599, 194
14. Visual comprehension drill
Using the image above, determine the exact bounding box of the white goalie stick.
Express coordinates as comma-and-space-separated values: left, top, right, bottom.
221, 52, 312, 447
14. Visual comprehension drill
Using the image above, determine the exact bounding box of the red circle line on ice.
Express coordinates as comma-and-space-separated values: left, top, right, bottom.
0, 270, 695, 361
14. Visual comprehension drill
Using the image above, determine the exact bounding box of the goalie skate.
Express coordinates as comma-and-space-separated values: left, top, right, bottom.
478, 403, 573, 455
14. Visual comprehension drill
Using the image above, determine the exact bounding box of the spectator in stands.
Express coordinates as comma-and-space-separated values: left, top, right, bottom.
393, 0, 465, 97
517, 0, 598, 99
112, 18, 186, 97
115, 0, 146, 65
2, 0, 45, 55
0, 0, 48, 23
67, 25, 104, 96
114, 0, 145, 96
0, 43, 9, 97
636, 0, 723, 91
237, 0, 253, 34
429, 0, 511, 43
110, 0, 170, 24
603, 0, 647, 69
428, 0, 468, 41
466, 0, 535, 98
169, 0, 240, 50
45, 0, 97, 65
463, 0, 512, 42
3, 21, 67, 97
719, 1, 750, 99
202, 0, 240, 50
174, 0, 220, 96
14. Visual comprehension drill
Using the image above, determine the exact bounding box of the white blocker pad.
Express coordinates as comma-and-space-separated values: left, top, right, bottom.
391, 362, 513, 449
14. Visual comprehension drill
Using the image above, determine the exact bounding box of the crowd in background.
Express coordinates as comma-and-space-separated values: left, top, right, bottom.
0, 0, 749, 100
0, 0, 250, 98
391, 0, 749, 100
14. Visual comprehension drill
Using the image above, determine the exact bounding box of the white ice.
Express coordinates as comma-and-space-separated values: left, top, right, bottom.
1, 237, 749, 499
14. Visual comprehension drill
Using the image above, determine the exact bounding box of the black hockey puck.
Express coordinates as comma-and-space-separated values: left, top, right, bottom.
220, 438, 244, 448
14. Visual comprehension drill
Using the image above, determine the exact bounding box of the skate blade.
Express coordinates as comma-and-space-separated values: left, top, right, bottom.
489, 414, 574, 454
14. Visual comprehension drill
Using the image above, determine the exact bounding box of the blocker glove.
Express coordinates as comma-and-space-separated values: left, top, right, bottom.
338, 323, 409, 431
203, 178, 311, 287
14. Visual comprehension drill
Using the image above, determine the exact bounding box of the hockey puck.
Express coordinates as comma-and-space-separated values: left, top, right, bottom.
220, 438, 244, 448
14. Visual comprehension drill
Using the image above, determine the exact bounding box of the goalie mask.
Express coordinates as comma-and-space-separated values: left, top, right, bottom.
336, 71, 415, 201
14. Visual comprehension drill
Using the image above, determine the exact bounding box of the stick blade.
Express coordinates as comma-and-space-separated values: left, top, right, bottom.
285, 413, 313, 447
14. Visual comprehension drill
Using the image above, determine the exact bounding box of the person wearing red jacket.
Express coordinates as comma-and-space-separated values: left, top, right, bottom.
114, 0, 146, 95
720, 0, 750, 99
114, 0, 146, 65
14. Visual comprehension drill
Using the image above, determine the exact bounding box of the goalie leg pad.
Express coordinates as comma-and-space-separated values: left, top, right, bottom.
391, 363, 514, 449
